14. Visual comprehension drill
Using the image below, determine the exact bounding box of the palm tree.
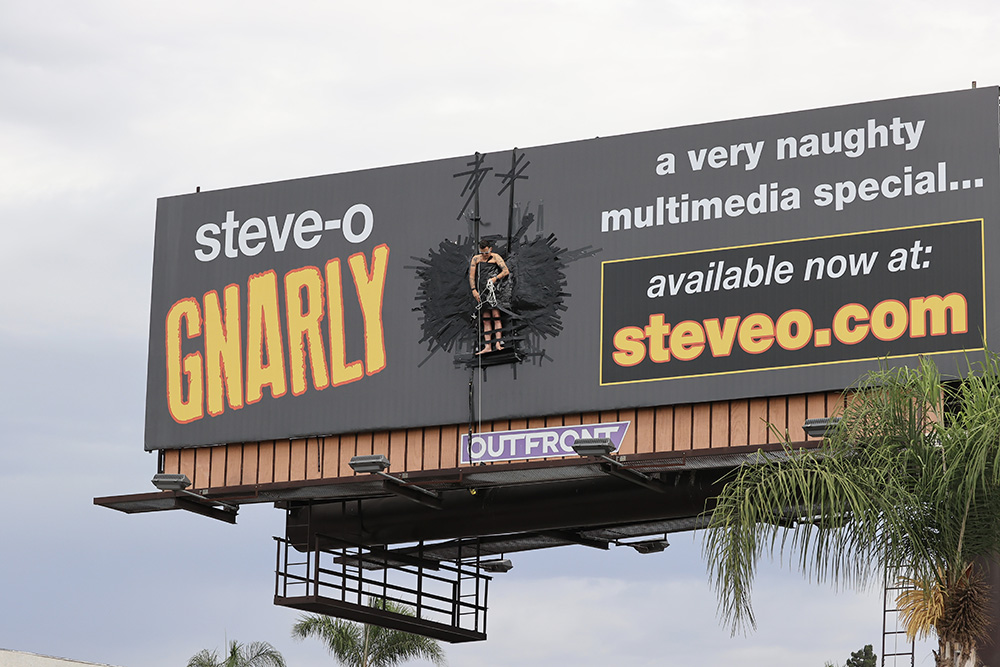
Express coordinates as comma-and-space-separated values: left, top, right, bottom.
187, 640, 286, 667
291, 598, 446, 667
703, 354, 1000, 666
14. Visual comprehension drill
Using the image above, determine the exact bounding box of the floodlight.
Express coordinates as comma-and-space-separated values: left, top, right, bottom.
803, 417, 841, 439
349, 454, 391, 474
571, 438, 616, 457
479, 559, 513, 573
629, 538, 669, 554
150, 472, 238, 523
349, 455, 441, 509
151, 473, 192, 491
572, 438, 667, 493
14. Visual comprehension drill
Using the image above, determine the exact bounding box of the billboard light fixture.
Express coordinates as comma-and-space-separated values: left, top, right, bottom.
572, 438, 667, 494
349, 454, 391, 474
349, 455, 442, 508
571, 438, 617, 457
803, 417, 841, 439
151, 473, 192, 491
150, 473, 239, 515
628, 538, 670, 554
479, 559, 513, 573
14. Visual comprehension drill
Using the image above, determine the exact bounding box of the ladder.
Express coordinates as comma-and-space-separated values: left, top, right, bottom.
881, 565, 916, 667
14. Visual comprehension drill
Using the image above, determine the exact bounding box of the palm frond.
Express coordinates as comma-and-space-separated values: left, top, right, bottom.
704, 352, 1000, 644
292, 599, 446, 667
187, 649, 221, 667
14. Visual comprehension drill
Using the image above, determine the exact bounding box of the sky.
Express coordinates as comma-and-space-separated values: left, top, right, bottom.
2, 0, 995, 664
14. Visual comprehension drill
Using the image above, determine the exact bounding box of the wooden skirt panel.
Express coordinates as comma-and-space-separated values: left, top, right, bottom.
160, 391, 845, 490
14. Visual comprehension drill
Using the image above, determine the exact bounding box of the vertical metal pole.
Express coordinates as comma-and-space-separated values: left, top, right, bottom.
381, 548, 389, 608
483, 577, 490, 635
356, 545, 363, 606
505, 149, 516, 256
473, 538, 483, 632
416, 541, 425, 621
274, 537, 282, 599
473, 157, 481, 248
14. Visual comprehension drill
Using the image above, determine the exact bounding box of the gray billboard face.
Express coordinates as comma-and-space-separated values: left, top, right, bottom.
146, 88, 1000, 450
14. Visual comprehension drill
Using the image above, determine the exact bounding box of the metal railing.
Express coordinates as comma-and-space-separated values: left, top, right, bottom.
274, 534, 490, 640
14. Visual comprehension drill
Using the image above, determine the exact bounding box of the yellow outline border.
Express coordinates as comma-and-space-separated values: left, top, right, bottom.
598, 218, 987, 386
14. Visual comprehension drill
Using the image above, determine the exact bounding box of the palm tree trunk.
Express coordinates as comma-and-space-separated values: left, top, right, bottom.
979, 555, 1000, 667
937, 640, 980, 667
362, 624, 370, 667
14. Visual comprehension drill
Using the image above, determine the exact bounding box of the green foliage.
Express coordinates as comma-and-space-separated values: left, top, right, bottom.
186, 640, 286, 667
845, 644, 876, 667
292, 598, 447, 667
704, 353, 1000, 659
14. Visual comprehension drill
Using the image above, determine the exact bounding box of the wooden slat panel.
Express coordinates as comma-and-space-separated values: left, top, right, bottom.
372, 432, 391, 471
320, 436, 339, 479
257, 441, 275, 484
692, 404, 711, 449
634, 407, 654, 454
389, 430, 406, 472
710, 401, 730, 448
225, 445, 243, 487
163, 449, 180, 474
748, 398, 769, 446
787, 395, 807, 442
562, 413, 582, 426
288, 438, 307, 482
273, 440, 291, 483
806, 393, 826, 419
490, 418, 509, 432
306, 438, 322, 480
209, 446, 227, 488
653, 406, 674, 452
179, 448, 196, 482
729, 400, 750, 447
580, 412, 600, 426
241, 443, 260, 484
767, 397, 787, 444
827, 391, 846, 416
423, 427, 441, 470
440, 425, 459, 468
673, 405, 693, 450
405, 428, 423, 472
356, 432, 373, 458
194, 448, 211, 489
337, 434, 357, 479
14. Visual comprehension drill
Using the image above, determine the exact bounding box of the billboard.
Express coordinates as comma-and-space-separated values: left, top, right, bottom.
146, 88, 999, 450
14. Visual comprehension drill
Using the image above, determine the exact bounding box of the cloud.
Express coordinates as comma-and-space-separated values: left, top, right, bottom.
0, 1, 991, 665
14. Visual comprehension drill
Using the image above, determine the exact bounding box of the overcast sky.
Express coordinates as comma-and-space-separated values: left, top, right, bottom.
3, 1, 994, 664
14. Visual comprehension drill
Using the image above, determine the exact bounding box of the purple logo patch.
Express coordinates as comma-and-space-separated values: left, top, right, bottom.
460, 421, 630, 464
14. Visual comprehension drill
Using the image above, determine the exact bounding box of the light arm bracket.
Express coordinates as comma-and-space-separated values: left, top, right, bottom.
571, 439, 668, 494
349, 455, 442, 509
